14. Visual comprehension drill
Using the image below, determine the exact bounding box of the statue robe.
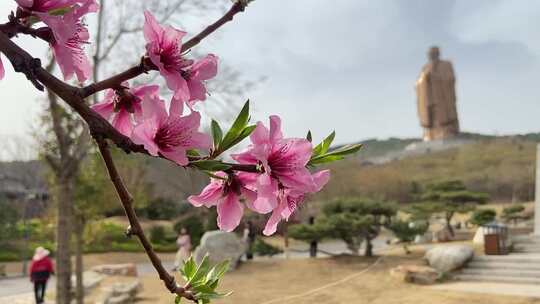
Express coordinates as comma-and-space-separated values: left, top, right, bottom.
415, 60, 459, 140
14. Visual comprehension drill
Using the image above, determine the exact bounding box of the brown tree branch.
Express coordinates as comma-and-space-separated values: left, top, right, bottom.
80, 57, 151, 98
0, 13, 52, 41
95, 138, 197, 302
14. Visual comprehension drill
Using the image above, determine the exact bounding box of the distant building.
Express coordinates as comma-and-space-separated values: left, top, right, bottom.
0, 172, 49, 218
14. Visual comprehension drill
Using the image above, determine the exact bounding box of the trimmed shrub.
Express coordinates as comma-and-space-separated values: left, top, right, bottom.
470, 209, 497, 226
252, 238, 283, 257
150, 226, 167, 244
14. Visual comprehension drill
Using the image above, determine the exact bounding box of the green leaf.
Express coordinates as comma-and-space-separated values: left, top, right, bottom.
205, 260, 230, 285
308, 143, 362, 166
308, 155, 345, 166
193, 285, 216, 294
221, 100, 250, 149
189, 254, 210, 285
325, 143, 362, 157
194, 289, 232, 300
204, 172, 228, 181
48, 7, 71, 16
211, 119, 223, 148
227, 125, 256, 148
180, 256, 197, 281
191, 160, 232, 172
306, 130, 313, 142
312, 131, 335, 157
321, 131, 336, 153
186, 149, 201, 157
175, 295, 182, 304
208, 278, 220, 290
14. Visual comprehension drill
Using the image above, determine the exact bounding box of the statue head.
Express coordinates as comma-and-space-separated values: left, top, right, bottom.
427, 46, 440, 62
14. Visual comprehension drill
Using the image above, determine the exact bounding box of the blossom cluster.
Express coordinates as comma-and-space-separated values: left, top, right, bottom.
2, 0, 342, 235
189, 116, 330, 235
14, 0, 99, 82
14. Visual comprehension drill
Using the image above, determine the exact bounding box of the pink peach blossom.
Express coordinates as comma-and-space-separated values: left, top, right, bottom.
232, 115, 330, 235
36, 0, 98, 82
91, 83, 159, 136
263, 170, 329, 235
131, 94, 211, 166
188, 172, 256, 232
184, 54, 218, 108
15, 0, 96, 13
143, 11, 192, 114
233, 116, 321, 207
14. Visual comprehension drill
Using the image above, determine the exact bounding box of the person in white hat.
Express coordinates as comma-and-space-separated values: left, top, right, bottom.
29, 247, 54, 304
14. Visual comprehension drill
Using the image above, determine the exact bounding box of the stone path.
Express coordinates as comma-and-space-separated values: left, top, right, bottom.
430, 281, 540, 298
0, 261, 174, 302
0, 292, 54, 304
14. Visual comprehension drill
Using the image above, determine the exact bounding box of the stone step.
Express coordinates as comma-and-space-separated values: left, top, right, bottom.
468, 261, 540, 271
473, 255, 540, 263
462, 268, 540, 278
512, 239, 540, 244
512, 235, 540, 242
512, 241, 540, 246
455, 274, 540, 285
513, 246, 540, 253
513, 243, 540, 248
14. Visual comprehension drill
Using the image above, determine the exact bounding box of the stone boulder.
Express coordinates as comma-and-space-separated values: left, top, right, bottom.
425, 245, 474, 272
97, 280, 141, 304
194, 230, 246, 270
390, 265, 441, 285
70, 270, 105, 293
432, 227, 453, 243
92, 263, 138, 277
414, 232, 433, 244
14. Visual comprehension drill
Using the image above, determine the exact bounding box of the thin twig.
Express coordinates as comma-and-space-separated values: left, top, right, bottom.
181, 0, 245, 51
0, 14, 52, 41
96, 138, 197, 302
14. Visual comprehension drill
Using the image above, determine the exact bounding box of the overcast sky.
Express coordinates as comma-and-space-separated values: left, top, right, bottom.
1, 0, 539, 156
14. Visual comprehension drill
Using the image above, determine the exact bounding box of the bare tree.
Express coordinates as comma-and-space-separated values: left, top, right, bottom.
36, 56, 90, 304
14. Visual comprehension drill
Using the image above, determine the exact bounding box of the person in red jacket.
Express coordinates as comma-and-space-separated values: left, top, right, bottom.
29, 247, 54, 304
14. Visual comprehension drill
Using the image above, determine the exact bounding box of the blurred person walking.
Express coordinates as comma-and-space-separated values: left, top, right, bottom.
174, 228, 192, 270
29, 247, 54, 304
243, 221, 256, 260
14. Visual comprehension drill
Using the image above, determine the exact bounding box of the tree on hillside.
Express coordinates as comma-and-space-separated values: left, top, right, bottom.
420, 180, 489, 237
322, 198, 396, 257
404, 201, 441, 225
388, 220, 428, 254
469, 209, 497, 226
502, 205, 527, 225
288, 220, 331, 257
